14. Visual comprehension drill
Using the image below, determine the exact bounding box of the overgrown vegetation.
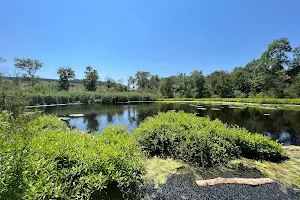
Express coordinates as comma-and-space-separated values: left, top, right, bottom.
230, 146, 300, 192
0, 113, 145, 199
134, 111, 284, 167
159, 97, 300, 105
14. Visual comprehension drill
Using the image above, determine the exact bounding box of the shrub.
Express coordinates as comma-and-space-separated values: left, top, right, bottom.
0, 113, 145, 199
0, 79, 28, 116
134, 111, 284, 167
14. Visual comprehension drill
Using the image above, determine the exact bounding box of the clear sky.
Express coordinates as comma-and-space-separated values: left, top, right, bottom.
1, 0, 300, 82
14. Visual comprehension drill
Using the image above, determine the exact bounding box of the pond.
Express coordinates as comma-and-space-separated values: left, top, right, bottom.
44, 102, 300, 146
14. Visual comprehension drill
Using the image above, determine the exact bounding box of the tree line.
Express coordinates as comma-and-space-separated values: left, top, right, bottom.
1, 37, 300, 98
128, 38, 300, 98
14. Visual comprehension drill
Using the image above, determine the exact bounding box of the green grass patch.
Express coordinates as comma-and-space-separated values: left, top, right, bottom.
134, 111, 284, 167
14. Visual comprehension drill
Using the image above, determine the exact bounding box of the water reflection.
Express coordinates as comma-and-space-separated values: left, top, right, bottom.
44, 103, 300, 146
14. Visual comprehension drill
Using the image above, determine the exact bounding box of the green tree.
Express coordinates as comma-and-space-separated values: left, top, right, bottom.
260, 38, 292, 97
0, 78, 28, 116
128, 76, 136, 91
135, 71, 150, 90
206, 70, 233, 98
159, 77, 175, 98
57, 68, 75, 91
83, 66, 99, 91
14, 58, 43, 86
230, 67, 251, 97
285, 74, 300, 98
0, 57, 6, 75
189, 70, 205, 98
288, 46, 300, 79
149, 75, 160, 92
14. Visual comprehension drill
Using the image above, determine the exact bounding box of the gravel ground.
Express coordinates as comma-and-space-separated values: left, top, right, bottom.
140, 164, 299, 200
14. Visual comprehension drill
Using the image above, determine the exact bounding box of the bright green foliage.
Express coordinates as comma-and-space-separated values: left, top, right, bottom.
0, 78, 28, 116
14, 58, 43, 86
0, 113, 145, 199
206, 70, 233, 98
57, 68, 76, 91
83, 66, 99, 91
134, 112, 284, 167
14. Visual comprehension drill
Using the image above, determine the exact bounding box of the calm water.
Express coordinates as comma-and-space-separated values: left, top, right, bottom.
44, 103, 300, 146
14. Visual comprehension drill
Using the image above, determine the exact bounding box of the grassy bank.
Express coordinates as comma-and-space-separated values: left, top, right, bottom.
26, 92, 157, 106
0, 111, 290, 199
159, 97, 300, 105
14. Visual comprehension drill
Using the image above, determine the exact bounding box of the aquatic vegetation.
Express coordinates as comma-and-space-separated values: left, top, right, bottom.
134, 111, 284, 167
230, 146, 300, 192
0, 113, 145, 199
159, 97, 300, 105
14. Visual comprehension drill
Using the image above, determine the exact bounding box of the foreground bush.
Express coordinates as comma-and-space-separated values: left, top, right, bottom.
27, 91, 157, 106
134, 111, 284, 167
0, 113, 145, 199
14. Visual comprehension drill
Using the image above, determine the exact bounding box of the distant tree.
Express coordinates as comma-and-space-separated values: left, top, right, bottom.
0, 57, 6, 75
288, 46, 300, 79
57, 68, 75, 91
105, 76, 116, 89
159, 77, 175, 98
83, 66, 99, 91
189, 70, 205, 98
260, 38, 292, 97
135, 71, 151, 90
14, 58, 43, 86
128, 76, 136, 91
206, 70, 233, 98
149, 75, 160, 92
230, 67, 251, 97
173, 73, 190, 97
285, 74, 300, 98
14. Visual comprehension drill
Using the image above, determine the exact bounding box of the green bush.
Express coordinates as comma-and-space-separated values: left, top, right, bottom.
134, 111, 284, 167
0, 113, 145, 199
0, 79, 28, 116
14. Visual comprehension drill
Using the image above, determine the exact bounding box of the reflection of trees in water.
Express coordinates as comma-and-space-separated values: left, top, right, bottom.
202, 106, 300, 145
83, 114, 99, 133
47, 103, 300, 145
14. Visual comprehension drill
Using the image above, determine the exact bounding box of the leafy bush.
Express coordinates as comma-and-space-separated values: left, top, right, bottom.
0, 113, 145, 199
0, 78, 28, 116
134, 111, 284, 167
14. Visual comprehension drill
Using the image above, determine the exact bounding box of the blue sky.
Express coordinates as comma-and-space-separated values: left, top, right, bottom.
1, 0, 300, 82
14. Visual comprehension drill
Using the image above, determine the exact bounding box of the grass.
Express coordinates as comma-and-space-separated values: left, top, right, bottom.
26, 91, 157, 106
230, 146, 300, 192
159, 98, 300, 105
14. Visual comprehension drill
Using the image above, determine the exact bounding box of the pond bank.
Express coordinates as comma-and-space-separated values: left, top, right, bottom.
142, 146, 300, 199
